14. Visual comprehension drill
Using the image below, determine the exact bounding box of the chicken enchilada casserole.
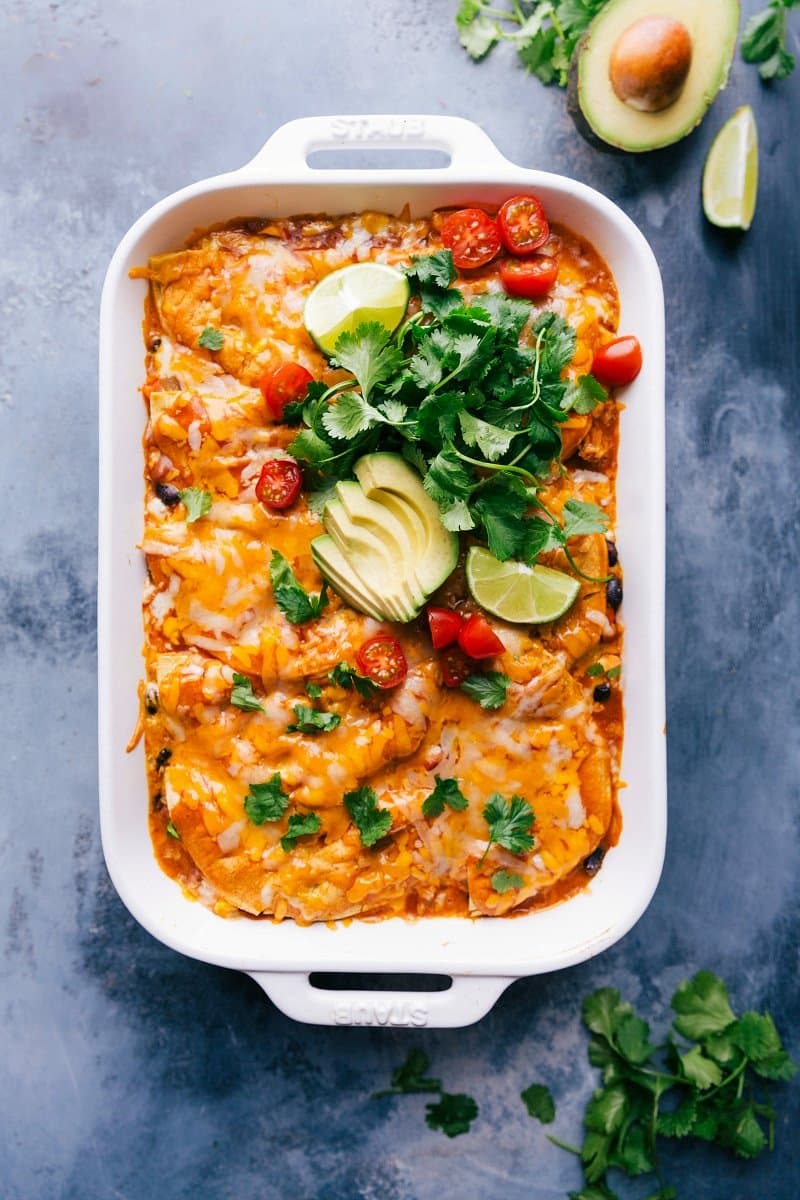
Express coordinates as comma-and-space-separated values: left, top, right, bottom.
133, 197, 635, 925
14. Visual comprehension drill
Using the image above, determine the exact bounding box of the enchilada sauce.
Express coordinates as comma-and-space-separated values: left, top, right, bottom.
135, 209, 623, 924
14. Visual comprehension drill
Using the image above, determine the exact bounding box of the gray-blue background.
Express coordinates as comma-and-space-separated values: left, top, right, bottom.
2, 2, 798, 1197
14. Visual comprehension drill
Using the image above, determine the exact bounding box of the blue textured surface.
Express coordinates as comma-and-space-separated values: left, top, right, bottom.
2, 2, 799, 1197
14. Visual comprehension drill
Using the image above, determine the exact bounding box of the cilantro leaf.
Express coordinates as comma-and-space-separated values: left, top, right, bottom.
244, 774, 289, 825
230, 672, 264, 713
327, 662, 380, 697
374, 1049, 442, 1097
521, 515, 564, 561
482, 793, 535, 858
460, 671, 510, 710
179, 487, 212, 523
656, 1093, 698, 1138
331, 323, 405, 401
582, 988, 633, 1043
406, 250, 457, 290
269, 550, 329, 624
742, 2, 797, 80
471, 475, 530, 560
280, 811, 322, 851
422, 777, 468, 819
615, 1013, 656, 1065
439, 498, 476, 532
563, 374, 608, 415
492, 869, 523, 894
730, 1011, 783, 1061
321, 389, 386, 440
198, 326, 224, 350
534, 311, 576, 374
344, 786, 392, 847
458, 11, 499, 59
423, 443, 474, 504
306, 682, 323, 700
521, 1082, 555, 1123
585, 1084, 629, 1135
562, 499, 610, 539
287, 426, 336, 469
165, 819, 181, 840
286, 704, 341, 735
671, 971, 736, 1040
680, 1046, 723, 1090
458, 409, 519, 462
425, 1092, 478, 1137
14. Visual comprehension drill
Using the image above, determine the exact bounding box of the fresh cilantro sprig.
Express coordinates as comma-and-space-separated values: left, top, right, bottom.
480, 793, 536, 863
286, 704, 341, 735
344, 786, 393, 847
422, 777, 469, 819
742, 0, 799, 80
179, 487, 212, 523
455, 0, 609, 87
524, 498, 611, 582
269, 550, 329, 624
545, 971, 797, 1197
280, 811, 322, 851
288, 277, 609, 567
373, 1050, 479, 1138
243, 774, 289, 825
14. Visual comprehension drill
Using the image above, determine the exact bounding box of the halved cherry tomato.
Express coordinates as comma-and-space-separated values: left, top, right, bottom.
499, 256, 559, 299
259, 363, 313, 421
441, 208, 501, 270
356, 635, 408, 690
255, 458, 303, 509
497, 194, 549, 256
440, 646, 472, 689
591, 336, 643, 388
458, 613, 506, 659
427, 607, 464, 650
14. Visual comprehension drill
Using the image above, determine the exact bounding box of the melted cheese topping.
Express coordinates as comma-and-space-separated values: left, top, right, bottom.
137, 210, 623, 924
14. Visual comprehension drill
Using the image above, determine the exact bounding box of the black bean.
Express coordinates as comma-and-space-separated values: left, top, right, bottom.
144, 683, 159, 714
605, 538, 618, 567
151, 791, 164, 812
606, 577, 623, 610
155, 482, 181, 507
583, 846, 606, 876
593, 682, 612, 703
155, 747, 172, 770
148, 337, 162, 352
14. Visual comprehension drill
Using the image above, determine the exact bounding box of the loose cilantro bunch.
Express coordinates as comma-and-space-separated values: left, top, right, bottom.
288, 251, 608, 568
455, 0, 610, 86
549, 971, 797, 1198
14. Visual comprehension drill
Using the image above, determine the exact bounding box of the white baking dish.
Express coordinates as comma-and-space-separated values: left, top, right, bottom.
98, 115, 666, 1028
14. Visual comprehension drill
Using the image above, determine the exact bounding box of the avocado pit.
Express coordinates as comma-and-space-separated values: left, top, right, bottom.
609, 15, 693, 112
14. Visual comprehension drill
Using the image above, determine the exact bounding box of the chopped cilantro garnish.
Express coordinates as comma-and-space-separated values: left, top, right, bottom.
269, 550, 329, 624
197, 326, 224, 350
243, 774, 289, 825
422, 777, 469, 819
179, 488, 212, 523
343, 785, 392, 847
286, 704, 341, 735
460, 671, 510, 710
491, 869, 523, 894
327, 662, 380, 698
230, 672, 264, 713
165, 819, 181, 840
280, 811, 322, 852
481, 793, 535, 862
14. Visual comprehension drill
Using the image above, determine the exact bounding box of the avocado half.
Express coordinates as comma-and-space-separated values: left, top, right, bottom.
569, 0, 740, 153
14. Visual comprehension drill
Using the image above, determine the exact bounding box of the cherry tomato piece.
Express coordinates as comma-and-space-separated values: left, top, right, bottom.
499, 256, 559, 299
591, 336, 643, 388
356, 635, 408, 690
259, 363, 313, 421
458, 613, 506, 660
427, 607, 464, 650
497, 194, 549, 255
441, 208, 502, 270
255, 458, 303, 510
440, 646, 472, 689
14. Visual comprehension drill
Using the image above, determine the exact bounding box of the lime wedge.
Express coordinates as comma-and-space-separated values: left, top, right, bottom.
304, 262, 410, 356
703, 106, 758, 231
466, 546, 580, 624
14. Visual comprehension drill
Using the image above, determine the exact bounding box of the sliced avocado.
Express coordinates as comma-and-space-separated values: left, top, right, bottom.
353, 453, 459, 593
334, 481, 426, 608
323, 499, 419, 622
570, 0, 739, 153
311, 536, 386, 622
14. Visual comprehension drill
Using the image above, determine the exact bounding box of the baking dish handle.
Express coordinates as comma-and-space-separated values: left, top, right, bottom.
249, 971, 513, 1028
244, 115, 511, 174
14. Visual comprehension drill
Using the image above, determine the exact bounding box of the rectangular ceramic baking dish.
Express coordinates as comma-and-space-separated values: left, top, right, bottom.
98, 114, 666, 1028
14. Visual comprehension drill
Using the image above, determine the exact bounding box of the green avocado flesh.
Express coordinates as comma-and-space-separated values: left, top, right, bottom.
311, 453, 459, 624
574, 0, 739, 152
